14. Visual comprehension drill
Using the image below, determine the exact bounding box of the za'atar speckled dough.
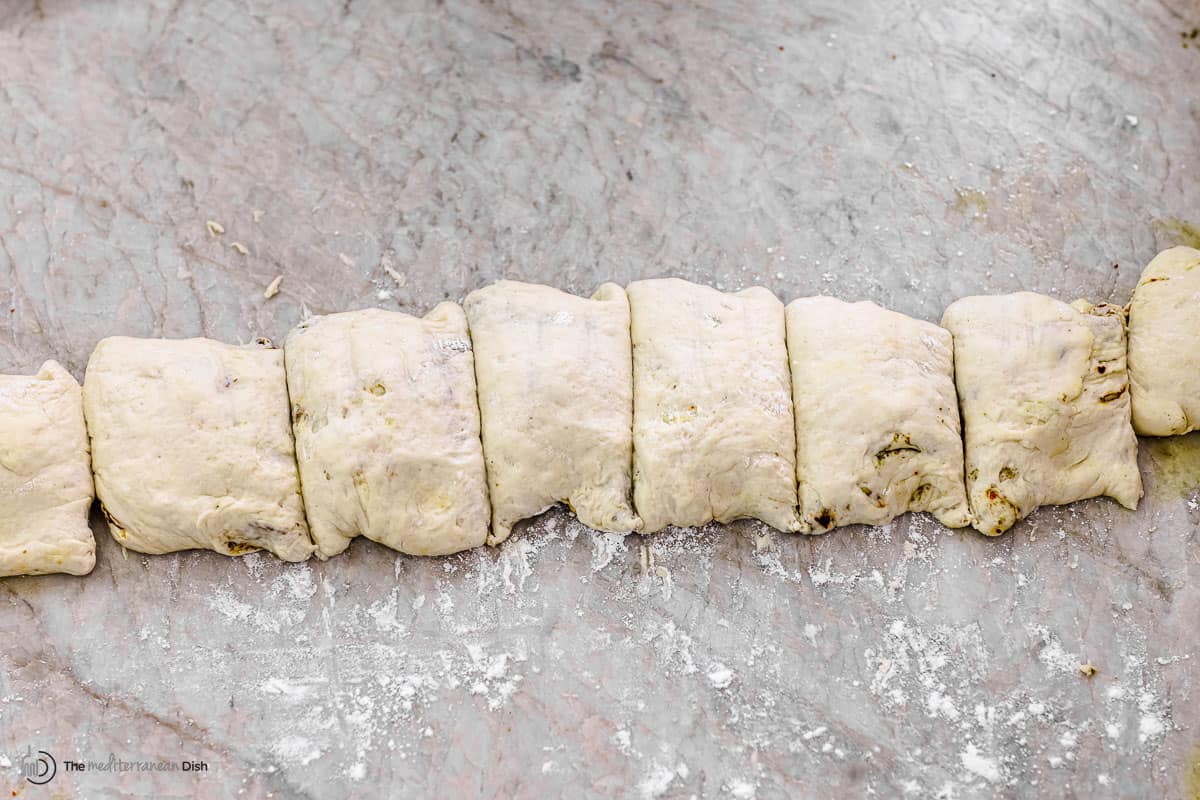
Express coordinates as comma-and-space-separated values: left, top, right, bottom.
464, 281, 640, 545
627, 278, 801, 533
786, 297, 971, 533
83, 336, 314, 561
285, 304, 490, 558
0, 360, 96, 577
1126, 246, 1200, 436
942, 292, 1142, 536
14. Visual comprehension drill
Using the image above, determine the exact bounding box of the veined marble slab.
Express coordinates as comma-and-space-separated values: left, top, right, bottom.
1, 1, 1197, 798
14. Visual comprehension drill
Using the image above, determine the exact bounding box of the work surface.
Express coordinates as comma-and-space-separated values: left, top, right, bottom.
2, 1, 1199, 797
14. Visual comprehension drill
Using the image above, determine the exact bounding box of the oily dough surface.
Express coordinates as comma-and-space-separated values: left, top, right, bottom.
465, 281, 640, 545
942, 292, 1142, 536
1126, 245, 1200, 436
83, 337, 313, 561
285, 304, 490, 557
628, 278, 801, 533
0, 360, 96, 577
786, 297, 971, 532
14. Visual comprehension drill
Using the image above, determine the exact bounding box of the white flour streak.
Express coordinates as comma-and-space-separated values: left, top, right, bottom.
272, 735, 322, 767
637, 762, 677, 799
960, 743, 1001, 782
645, 620, 698, 675
152, 505, 1177, 796
706, 663, 734, 689
726, 777, 757, 798
1137, 691, 1167, 744
807, 558, 861, 587
1033, 626, 1079, 674
589, 532, 628, 571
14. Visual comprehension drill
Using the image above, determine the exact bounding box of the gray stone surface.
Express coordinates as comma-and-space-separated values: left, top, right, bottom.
2, 0, 1199, 797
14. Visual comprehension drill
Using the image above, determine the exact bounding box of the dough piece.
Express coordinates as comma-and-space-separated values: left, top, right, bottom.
464, 281, 640, 545
1126, 246, 1200, 436
786, 297, 971, 532
628, 278, 801, 533
83, 337, 313, 561
285, 304, 490, 557
942, 293, 1142, 535
0, 361, 96, 577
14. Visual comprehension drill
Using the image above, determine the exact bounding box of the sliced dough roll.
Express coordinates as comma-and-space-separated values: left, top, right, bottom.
786, 297, 971, 532
1126, 246, 1200, 436
464, 281, 640, 545
942, 293, 1142, 536
83, 337, 313, 562
285, 304, 490, 558
0, 361, 96, 577
628, 278, 801, 533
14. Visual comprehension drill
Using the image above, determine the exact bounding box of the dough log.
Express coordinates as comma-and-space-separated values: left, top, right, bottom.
465, 281, 640, 545
0, 361, 96, 577
787, 297, 971, 532
285, 304, 490, 557
1126, 246, 1200, 436
942, 293, 1142, 536
628, 278, 801, 533
83, 337, 314, 561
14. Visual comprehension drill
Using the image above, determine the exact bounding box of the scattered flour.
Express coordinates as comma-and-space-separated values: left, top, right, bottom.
644, 620, 698, 675
807, 558, 861, 588
960, 743, 1001, 783
637, 762, 678, 799
726, 777, 757, 798
707, 663, 735, 690
1033, 626, 1080, 674
590, 532, 628, 571
1137, 691, 1167, 744
110, 504, 1177, 796
271, 735, 322, 767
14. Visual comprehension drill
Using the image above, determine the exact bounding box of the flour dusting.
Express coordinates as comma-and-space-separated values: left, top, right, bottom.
97, 500, 1184, 796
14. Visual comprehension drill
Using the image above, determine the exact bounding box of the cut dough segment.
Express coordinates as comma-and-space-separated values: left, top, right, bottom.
786, 297, 971, 532
464, 281, 640, 545
285, 304, 489, 557
1126, 246, 1200, 436
942, 293, 1142, 536
628, 278, 800, 533
0, 361, 96, 577
83, 337, 313, 561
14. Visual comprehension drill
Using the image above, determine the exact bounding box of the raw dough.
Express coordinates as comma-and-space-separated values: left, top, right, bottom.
942, 293, 1142, 535
1126, 246, 1200, 436
628, 278, 801, 533
83, 337, 313, 561
285, 304, 490, 557
0, 361, 96, 577
464, 281, 640, 544
786, 297, 971, 532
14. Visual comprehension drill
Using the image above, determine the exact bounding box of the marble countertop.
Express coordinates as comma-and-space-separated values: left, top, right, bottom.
2, 1, 1199, 797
